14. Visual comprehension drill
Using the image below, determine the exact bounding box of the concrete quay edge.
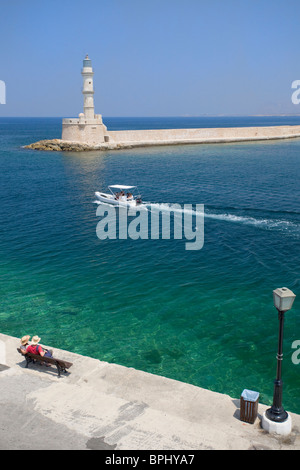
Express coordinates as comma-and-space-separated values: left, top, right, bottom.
0, 333, 299, 450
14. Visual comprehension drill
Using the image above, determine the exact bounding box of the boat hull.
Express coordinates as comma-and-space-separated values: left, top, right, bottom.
95, 192, 138, 207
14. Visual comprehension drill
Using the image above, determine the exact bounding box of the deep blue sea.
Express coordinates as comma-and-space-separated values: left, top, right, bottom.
0, 116, 300, 413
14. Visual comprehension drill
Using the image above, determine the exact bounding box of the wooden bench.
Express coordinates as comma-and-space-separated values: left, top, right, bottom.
17, 348, 73, 377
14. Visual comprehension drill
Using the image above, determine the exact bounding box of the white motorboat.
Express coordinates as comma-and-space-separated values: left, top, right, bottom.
95, 185, 142, 207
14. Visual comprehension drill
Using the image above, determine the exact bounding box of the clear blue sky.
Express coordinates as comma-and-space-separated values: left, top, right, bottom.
0, 0, 300, 117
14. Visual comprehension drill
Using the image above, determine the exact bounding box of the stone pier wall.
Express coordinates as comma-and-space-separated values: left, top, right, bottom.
26, 125, 300, 151
107, 125, 300, 145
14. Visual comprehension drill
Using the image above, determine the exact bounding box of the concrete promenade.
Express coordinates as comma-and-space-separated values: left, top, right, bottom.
0, 333, 299, 450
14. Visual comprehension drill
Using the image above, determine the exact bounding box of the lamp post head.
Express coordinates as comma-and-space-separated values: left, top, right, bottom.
273, 287, 296, 312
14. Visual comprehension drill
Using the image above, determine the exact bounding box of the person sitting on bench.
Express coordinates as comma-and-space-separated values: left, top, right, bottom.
17, 337, 73, 376
26, 335, 53, 358
20, 335, 31, 354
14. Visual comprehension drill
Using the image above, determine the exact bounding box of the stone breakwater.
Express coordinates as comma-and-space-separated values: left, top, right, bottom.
24, 139, 114, 152
24, 125, 300, 152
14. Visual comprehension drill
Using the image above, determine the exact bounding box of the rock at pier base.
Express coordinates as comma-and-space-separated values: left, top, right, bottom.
24, 139, 104, 152
23, 139, 136, 152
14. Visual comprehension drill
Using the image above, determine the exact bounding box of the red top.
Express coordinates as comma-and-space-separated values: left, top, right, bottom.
27, 344, 42, 355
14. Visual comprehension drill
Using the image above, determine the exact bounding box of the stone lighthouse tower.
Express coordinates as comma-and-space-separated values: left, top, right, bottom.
82, 55, 95, 119
62, 55, 109, 144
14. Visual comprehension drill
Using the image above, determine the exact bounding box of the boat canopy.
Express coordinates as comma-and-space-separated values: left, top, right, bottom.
108, 185, 136, 190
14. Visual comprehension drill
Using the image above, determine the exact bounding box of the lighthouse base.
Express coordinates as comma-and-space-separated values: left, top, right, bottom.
62, 114, 109, 144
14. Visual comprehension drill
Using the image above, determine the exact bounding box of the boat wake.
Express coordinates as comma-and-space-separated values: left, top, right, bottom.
93, 200, 300, 238
144, 203, 300, 238
205, 210, 300, 235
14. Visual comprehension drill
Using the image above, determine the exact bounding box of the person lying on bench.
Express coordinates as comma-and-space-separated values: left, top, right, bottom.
26, 335, 53, 358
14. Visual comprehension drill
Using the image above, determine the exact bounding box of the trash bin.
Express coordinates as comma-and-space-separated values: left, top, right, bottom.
240, 389, 259, 424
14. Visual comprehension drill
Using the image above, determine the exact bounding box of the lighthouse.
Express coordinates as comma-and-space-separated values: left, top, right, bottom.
62, 55, 108, 144
82, 55, 95, 119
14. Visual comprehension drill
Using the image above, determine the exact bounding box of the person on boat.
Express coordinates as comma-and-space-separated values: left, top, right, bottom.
26, 336, 53, 358
127, 192, 133, 200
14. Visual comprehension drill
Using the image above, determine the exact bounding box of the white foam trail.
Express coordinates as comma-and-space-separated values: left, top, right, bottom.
94, 200, 299, 236
205, 211, 300, 236
144, 202, 300, 235
145, 203, 198, 216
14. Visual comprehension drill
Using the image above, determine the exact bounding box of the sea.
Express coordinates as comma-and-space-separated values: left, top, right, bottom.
0, 116, 300, 413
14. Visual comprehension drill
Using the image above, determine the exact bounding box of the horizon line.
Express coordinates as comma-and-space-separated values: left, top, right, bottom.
1, 114, 300, 119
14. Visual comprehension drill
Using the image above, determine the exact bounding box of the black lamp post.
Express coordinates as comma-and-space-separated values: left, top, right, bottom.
265, 287, 296, 423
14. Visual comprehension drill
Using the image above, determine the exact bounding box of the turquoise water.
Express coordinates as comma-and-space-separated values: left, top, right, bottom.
1, 117, 300, 413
